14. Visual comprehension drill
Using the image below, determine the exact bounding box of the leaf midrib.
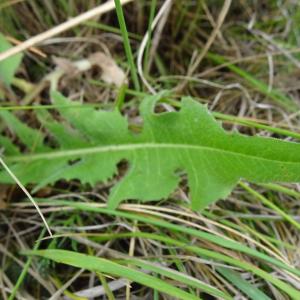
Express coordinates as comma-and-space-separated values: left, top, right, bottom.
6, 142, 298, 165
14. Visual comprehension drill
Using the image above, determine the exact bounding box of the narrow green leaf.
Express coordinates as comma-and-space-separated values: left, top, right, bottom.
0, 33, 22, 86
240, 182, 300, 231
123, 258, 231, 299
8, 225, 48, 300
88, 232, 231, 299
207, 52, 299, 112
28, 207, 300, 299
217, 267, 272, 300
114, 0, 140, 91
24, 249, 201, 300
36, 199, 300, 280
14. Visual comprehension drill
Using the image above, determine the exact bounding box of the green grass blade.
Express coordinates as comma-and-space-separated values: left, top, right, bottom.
89, 233, 230, 299
114, 0, 140, 91
8, 223, 48, 300
259, 183, 300, 198
69, 230, 300, 299
121, 258, 231, 299
217, 267, 272, 300
143, 0, 157, 75
24, 249, 201, 300
39, 200, 300, 278
213, 112, 300, 140
207, 52, 299, 112
240, 182, 300, 231
84, 20, 141, 40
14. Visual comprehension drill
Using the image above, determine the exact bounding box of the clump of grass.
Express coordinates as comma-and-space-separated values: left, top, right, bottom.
1, 1, 300, 300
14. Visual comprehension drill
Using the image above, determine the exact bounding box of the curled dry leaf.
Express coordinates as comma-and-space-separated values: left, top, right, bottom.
51, 52, 127, 88
52, 56, 79, 77
89, 52, 128, 87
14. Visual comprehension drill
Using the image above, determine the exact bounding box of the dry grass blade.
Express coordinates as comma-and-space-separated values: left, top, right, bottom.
137, 0, 173, 94
176, 0, 232, 91
0, 157, 52, 236
0, 0, 134, 62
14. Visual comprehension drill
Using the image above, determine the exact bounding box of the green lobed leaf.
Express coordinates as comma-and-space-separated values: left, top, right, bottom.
0, 33, 23, 86
1, 91, 300, 210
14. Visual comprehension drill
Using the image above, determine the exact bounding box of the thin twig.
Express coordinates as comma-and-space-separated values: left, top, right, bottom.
0, 157, 52, 237
176, 0, 232, 91
114, 0, 140, 91
137, 0, 172, 94
0, 0, 134, 62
